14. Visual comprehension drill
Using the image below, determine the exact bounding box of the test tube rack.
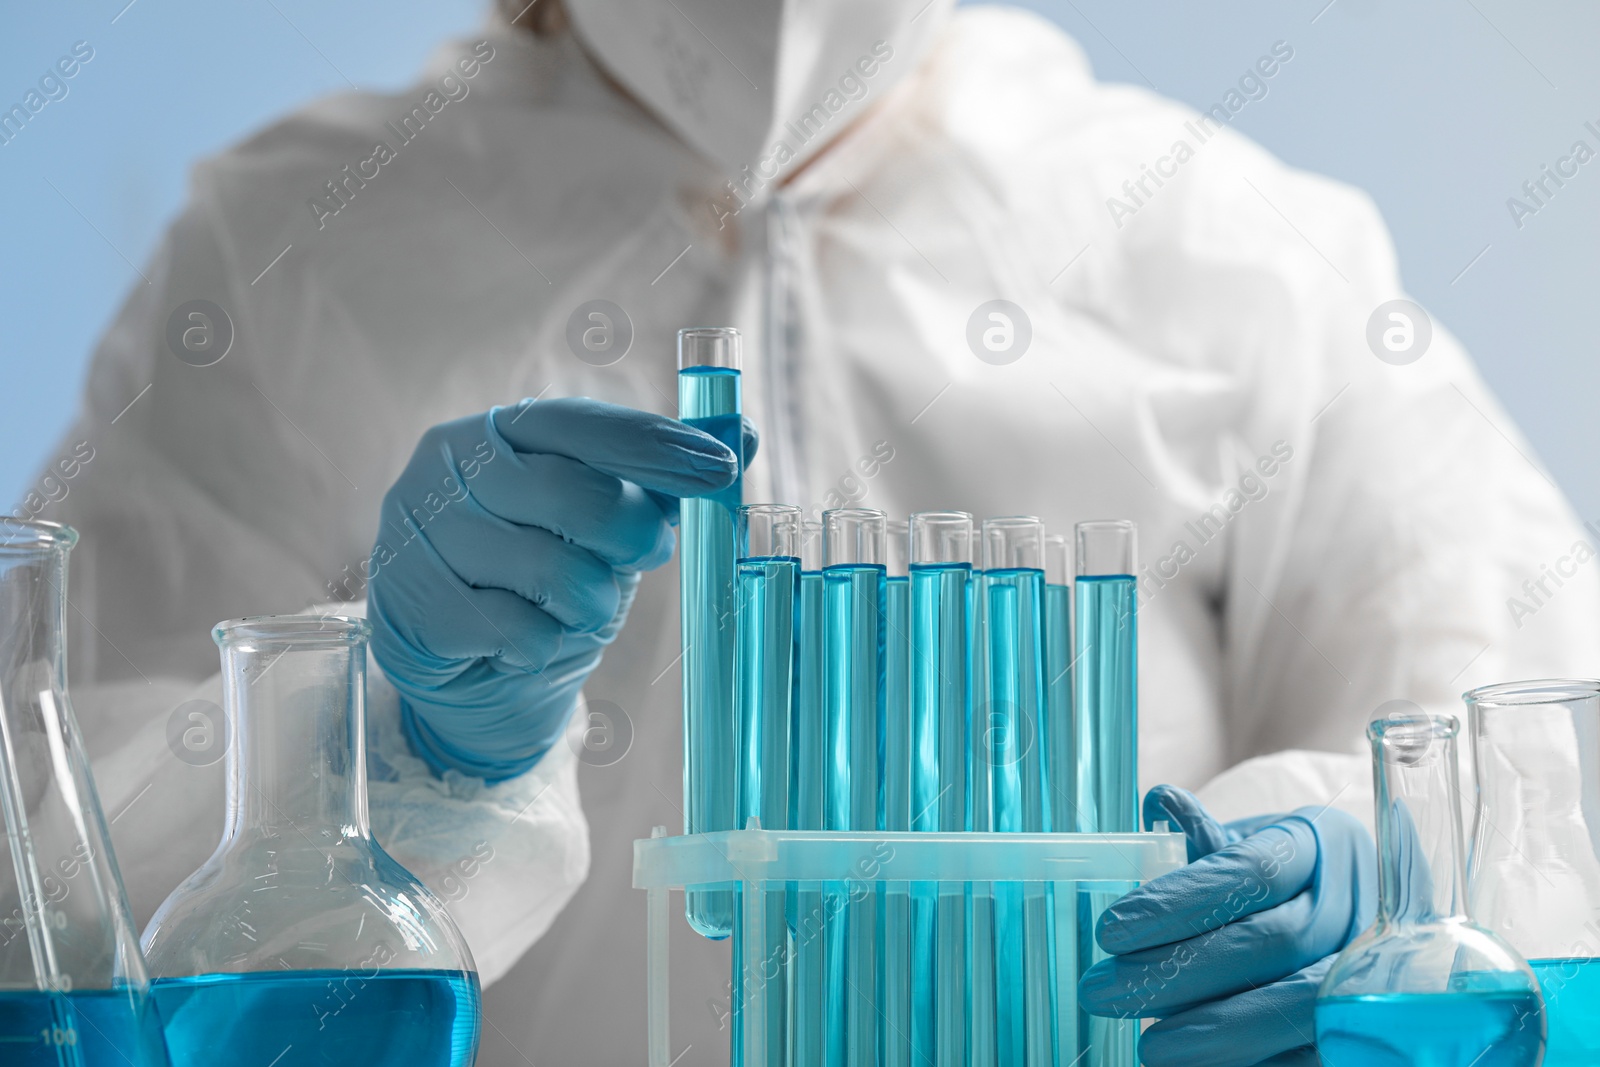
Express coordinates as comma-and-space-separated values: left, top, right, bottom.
634, 827, 1185, 1067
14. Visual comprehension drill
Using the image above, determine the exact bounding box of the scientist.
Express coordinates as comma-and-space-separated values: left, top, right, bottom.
37, 0, 1600, 1063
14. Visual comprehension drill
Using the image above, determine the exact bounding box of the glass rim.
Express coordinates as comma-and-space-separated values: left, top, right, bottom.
1367, 710, 1459, 743
1463, 677, 1600, 708
980, 514, 1043, 530
0, 518, 78, 553
214, 614, 372, 648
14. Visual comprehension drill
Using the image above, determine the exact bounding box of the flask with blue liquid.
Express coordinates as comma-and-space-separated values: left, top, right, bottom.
140, 615, 480, 1067
1315, 711, 1545, 1067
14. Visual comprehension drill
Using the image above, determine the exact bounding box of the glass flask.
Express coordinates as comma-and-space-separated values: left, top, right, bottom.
1315, 712, 1544, 1067
0, 519, 172, 1066
140, 616, 479, 1067
1465, 679, 1600, 1066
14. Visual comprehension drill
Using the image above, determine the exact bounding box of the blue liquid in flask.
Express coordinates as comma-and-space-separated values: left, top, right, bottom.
679, 364, 743, 940
0, 988, 169, 1067
1315, 991, 1545, 1067
1530, 957, 1600, 1065
152, 969, 479, 1067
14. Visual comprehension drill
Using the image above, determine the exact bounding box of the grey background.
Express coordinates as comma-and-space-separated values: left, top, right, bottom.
3, 0, 1596, 523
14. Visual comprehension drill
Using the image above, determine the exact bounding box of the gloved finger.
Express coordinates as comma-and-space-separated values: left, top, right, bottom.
491, 398, 738, 496
461, 451, 676, 570
1250, 1050, 1319, 1067
1144, 784, 1235, 862
1226, 812, 1291, 838
741, 415, 760, 466
1096, 820, 1316, 954
421, 514, 621, 634
645, 415, 760, 526
369, 543, 565, 673
1134, 955, 1329, 1067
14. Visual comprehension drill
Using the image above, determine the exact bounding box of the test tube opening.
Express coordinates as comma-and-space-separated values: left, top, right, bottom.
1044, 533, 1071, 586
1076, 520, 1137, 577
738, 504, 802, 560
910, 511, 974, 566
800, 520, 824, 572
982, 516, 1044, 572
677, 326, 742, 370
823, 508, 886, 567
886, 519, 910, 577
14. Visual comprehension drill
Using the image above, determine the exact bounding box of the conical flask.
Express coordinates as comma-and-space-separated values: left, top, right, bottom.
141, 615, 480, 1066
1315, 711, 1544, 1066
1465, 679, 1600, 1066
0, 519, 171, 1066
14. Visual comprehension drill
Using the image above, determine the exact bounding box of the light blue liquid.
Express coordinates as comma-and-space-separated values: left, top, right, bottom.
1073, 575, 1137, 835
909, 562, 970, 1067
1315, 991, 1545, 1066
789, 570, 826, 1067
0, 988, 170, 1067
734, 555, 797, 1067
967, 571, 995, 1067
1530, 956, 1600, 1065
1043, 583, 1073, 835
737, 555, 798, 832
679, 365, 742, 940
1044, 582, 1077, 1059
824, 563, 885, 1067
984, 568, 1051, 1066
880, 575, 912, 1067
152, 969, 480, 1067
1073, 574, 1138, 1066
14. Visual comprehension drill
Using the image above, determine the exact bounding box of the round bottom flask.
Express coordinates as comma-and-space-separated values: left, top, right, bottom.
1315, 713, 1544, 1066
140, 616, 479, 1067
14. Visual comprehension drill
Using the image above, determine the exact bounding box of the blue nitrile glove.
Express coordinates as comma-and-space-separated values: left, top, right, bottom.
368, 397, 757, 781
1079, 785, 1376, 1066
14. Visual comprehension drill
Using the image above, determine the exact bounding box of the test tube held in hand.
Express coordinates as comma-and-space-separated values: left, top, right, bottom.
678, 327, 742, 940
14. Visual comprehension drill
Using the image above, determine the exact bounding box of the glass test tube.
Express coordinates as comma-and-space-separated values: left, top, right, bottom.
790, 519, 826, 1067
881, 520, 912, 1067
1044, 532, 1079, 1058
824, 509, 886, 1067
678, 327, 743, 940
1072, 521, 1138, 834
1073, 520, 1138, 1067
909, 512, 973, 1067
735, 505, 799, 1067
982, 517, 1051, 1067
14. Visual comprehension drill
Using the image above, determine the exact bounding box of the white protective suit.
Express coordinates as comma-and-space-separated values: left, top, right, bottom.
34, 5, 1600, 1064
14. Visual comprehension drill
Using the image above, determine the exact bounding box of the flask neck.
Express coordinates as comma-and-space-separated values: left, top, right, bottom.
1371, 714, 1470, 926
0, 538, 70, 699
219, 625, 370, 842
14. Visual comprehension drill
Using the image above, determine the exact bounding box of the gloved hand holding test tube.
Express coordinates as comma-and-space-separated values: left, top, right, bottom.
678, 327, 744, 940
